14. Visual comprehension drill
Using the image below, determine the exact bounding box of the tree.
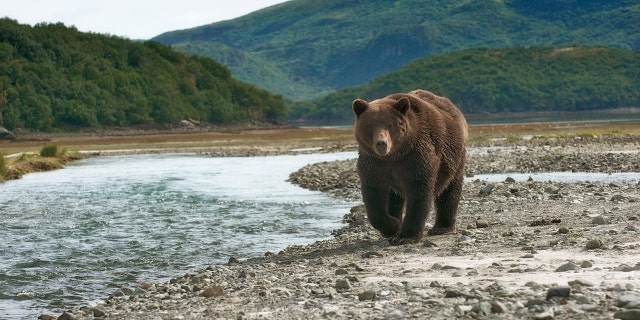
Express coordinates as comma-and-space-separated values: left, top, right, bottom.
0, 89, 6, 126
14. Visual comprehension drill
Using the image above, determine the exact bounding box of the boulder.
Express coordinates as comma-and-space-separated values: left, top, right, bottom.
0, 127, 16, 140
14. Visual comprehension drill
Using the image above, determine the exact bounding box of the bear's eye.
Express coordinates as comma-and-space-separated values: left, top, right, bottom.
397, 121, 406, 133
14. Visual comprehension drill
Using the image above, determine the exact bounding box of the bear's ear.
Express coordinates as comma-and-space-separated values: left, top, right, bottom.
352, 99, 369, 117
394, 97, 410, 114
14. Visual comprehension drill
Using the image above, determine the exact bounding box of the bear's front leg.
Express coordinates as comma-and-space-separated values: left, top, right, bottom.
390, 190, 431, 245
361, 185, 401, 237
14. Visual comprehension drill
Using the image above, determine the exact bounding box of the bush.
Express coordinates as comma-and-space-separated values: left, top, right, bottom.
0, 153, 6, 179
40, 144, 58, 157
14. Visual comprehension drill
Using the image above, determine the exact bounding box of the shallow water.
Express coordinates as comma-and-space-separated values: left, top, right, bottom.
0, 152, 358, 319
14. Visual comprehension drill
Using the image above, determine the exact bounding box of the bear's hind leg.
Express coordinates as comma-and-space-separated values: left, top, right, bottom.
429, 174, 463, 235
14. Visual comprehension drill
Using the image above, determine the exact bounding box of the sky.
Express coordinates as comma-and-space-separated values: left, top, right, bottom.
1, 0, 290, 39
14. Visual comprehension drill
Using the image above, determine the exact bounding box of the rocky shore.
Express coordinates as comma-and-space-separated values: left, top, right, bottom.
47, 135, 640, 320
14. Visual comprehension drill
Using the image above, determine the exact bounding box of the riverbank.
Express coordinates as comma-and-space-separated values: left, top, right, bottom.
34, 133, 640, 320
0, 126, 356, 183
3, 120, 639, 183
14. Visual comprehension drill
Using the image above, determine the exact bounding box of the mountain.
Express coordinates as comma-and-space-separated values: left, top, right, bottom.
0, 18, 286, 132
153, 0, 640, 101
303, 46, 640, 120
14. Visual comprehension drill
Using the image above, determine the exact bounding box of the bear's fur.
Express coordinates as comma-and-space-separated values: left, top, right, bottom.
352, 89, 467, 245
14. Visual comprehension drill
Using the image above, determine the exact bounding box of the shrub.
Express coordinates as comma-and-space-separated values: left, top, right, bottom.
0, 153, 6, 179
40, 144, 58, 157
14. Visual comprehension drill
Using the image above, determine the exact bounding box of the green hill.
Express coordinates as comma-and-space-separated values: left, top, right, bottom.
301, 46, 640, 120
154, 0, 640, 101
0, 18, 286, 132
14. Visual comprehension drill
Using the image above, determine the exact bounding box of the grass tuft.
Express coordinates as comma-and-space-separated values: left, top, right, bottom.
0, 153, 6, 181
40, 145, 58, 157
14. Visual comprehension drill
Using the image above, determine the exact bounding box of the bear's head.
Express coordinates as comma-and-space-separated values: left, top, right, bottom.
352, 96, 413, 157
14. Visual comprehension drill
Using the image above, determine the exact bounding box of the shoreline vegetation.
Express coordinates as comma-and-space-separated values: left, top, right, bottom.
0, 145, 83, 182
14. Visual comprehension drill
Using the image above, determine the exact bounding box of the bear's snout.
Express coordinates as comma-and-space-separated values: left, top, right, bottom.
374, 130, 391, 156
376, 140, 387, 154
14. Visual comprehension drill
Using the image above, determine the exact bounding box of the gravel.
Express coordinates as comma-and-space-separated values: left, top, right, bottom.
45, 135, 640, 320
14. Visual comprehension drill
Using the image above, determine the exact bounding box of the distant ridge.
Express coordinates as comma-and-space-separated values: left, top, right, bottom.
302, 46, 640, 120
154, 0, 640, 100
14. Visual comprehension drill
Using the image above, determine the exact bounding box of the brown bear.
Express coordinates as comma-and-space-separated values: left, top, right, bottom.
352, 89, 467, 245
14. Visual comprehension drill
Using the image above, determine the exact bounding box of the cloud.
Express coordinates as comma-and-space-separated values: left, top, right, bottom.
2, 0, 289, 39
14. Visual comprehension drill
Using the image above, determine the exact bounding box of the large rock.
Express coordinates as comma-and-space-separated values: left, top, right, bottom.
0, 127, 16, 140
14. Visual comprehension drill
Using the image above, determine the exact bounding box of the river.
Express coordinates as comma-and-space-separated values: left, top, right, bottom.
0, 152, 358, 319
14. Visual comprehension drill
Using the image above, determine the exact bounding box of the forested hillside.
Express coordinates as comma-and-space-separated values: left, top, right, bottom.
0, 18, 286, 132
296, 46, 640, 120
154, 0, 640, 101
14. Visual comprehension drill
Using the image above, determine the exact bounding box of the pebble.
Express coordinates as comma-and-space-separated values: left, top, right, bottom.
576, 295, 592, 304
423, 239, 437, 247
491, 300, 509, 313
568, 279, 594, 287
585, 238, 603, 249
546, 286, 571, 300
592, 215, 607, 225
358, 290, 377, 301
533, 308, 554, 320
473, 301, 492, 315
335, 268, 349, 275
431, 263, 444, 270
455, 304, 473, 315
617, 293, 640, 308
444, 289, 468, 298
202, 286, 224, 298
611, 194, 628, 202
56, 312, 76, 320
476, 219, 489, 228
335, 278, 352, 291
457, 235, 475, 244
614, 310, 640, 320
615, 264, 639, 272
385, 309, 404, 319
556, 262, 581, 272
363, 251, 382, 258
479, 184, 496, 196
525, 281, 545, 291
525, 299, 547, 307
